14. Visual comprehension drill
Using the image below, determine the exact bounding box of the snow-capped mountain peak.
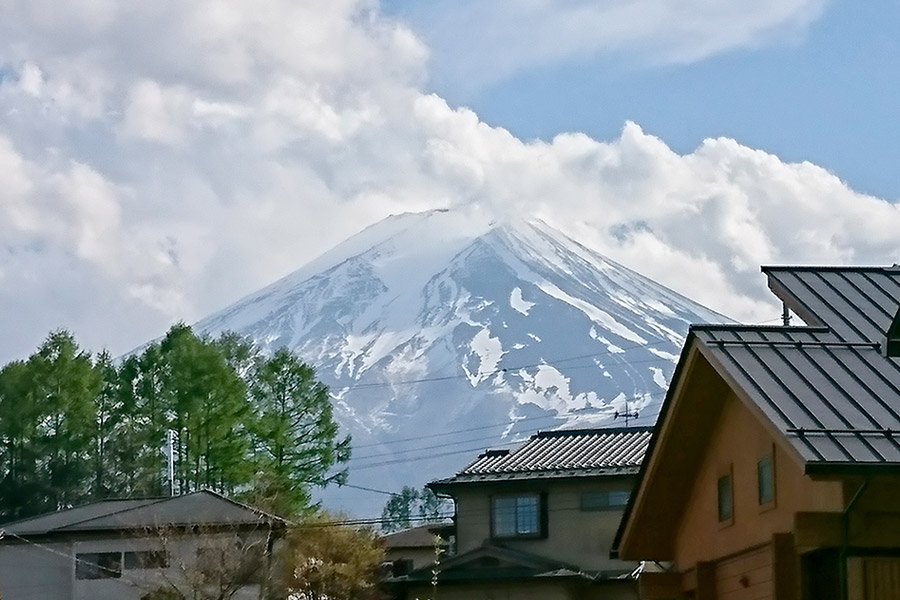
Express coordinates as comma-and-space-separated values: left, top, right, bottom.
195, 208, 725, 515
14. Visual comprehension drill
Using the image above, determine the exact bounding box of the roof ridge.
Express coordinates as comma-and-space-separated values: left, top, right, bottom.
0, 497, 160, 531
534, 426, 653, 438
762, 265, 900, 273
55, 497, 173, 532
193, 488, 289, 524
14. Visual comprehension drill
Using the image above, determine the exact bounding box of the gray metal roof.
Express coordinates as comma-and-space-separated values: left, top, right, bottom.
764, 265, 900, 344
693, 265, 900, 472
433, 427, 652, 485
2, 490, 285, 537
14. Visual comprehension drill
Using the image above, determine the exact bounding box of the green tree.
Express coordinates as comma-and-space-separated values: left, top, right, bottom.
248, 348, 350, 516
0, 326, 348, 520
115, 348, 169, 497
29, 331, 101, 511
89, 351, 121, 499
0, 359, 42, 521
156, 324, 252, 496
381, 486, 450, 533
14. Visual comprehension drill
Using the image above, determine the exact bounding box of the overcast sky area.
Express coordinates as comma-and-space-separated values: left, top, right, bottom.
1, 0, 899, 364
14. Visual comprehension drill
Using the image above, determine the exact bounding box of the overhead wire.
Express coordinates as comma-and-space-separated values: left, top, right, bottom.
340, 338, 677, 391
347, 389, 668, 464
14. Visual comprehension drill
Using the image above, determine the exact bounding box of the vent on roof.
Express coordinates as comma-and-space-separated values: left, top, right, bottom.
479, 449, 510, 458
887, 307, 900, 358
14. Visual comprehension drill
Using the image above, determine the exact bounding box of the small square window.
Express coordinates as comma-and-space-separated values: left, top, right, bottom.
76, 552, 122, 579
717, 473, 733, 523
492, 493, 543, 538
581, 490, 630, 511
758, 454, 775, 506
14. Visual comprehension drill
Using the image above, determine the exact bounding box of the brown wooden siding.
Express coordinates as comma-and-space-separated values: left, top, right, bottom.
861, 558, 900, 600
715, 545, 773, 600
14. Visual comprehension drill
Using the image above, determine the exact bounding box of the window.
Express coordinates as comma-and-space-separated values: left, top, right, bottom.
492, 493, 543, 538
717, 472, 733, 523
581, 490, 630, 511
124, 550, 168, 569
76, 552, 122, 580
758, 454, 775, 506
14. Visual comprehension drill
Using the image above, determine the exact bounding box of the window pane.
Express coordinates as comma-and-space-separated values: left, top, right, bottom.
717, 474, 732, 522
493, 496, 517, 537
516, 495, 539, 534
124, 550, 169, 569
492, 494, 541, 537
581, 490, 630, 511
76, 552, 122, 579
758, 455, 774, 505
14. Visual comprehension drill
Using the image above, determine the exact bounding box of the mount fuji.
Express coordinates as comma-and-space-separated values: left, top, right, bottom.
194, 208, 727, 516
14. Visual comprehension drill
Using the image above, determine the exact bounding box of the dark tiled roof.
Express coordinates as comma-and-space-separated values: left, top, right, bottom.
433, 427, 652, 485
2, 490, 285, 537
694, 265, 900, 472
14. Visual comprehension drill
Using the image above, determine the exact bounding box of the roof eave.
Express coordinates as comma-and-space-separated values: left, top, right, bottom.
613, 330, 700, 560
805, 462, 900, 477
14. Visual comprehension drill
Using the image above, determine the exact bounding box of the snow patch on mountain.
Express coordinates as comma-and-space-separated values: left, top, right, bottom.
509, 287, 535, 315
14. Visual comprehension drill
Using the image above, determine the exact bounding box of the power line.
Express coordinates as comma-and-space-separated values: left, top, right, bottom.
338, 483, 398, 497
340, 339, 676, 391
347, 390, 668, 463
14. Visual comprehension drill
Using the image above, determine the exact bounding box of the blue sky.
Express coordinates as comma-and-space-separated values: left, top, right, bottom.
386, 0, 900, 200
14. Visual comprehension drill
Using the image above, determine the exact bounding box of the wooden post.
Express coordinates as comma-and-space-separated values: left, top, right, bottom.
772, 533, 800, 600
696, 561, 716, 600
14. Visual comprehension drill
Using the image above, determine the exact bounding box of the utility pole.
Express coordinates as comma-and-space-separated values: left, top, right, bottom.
166, 429, 175, 497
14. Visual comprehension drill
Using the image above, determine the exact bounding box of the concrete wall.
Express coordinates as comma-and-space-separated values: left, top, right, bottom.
452, 476, 638, 574
0, 542, 73, 600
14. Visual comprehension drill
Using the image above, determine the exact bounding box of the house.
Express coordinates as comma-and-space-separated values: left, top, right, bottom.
382, 523, 452, 575
613, 265, 900, 600
386, 426, 652, 600
0, 489, 286, 600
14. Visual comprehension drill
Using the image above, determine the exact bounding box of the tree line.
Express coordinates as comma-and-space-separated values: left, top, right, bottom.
0, 325, 350, 522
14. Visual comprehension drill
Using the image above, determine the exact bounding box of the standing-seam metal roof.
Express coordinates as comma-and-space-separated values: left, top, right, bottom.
764, 266, 900, 343
694, 266, 900, 472
432, 427, 652, 485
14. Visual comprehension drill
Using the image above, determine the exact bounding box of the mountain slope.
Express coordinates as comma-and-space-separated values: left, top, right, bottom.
195, 209, 726, 515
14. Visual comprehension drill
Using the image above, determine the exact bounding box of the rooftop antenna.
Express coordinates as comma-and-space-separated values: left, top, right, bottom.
614, 399, 639, 426
782, 302, 792, 327
166, 429, 175, 497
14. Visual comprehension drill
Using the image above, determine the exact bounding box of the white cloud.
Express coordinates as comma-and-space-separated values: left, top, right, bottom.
399, 0, 829, 95
0, 0, 896, 364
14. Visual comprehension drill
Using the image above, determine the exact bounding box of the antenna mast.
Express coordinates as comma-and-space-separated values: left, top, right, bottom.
614, 399, 639, 426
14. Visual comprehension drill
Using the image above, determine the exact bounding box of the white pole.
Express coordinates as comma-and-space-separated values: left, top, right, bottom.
166, 429, 175, 497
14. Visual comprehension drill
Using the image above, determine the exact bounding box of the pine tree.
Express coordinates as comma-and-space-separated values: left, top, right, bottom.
0, 360, 42, 521
248, 348, 350, 516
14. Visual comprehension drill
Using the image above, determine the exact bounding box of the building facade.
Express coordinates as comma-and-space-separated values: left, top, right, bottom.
614, 266, 900, 600
388, 427, 651, 600
0, 490, 285, 600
